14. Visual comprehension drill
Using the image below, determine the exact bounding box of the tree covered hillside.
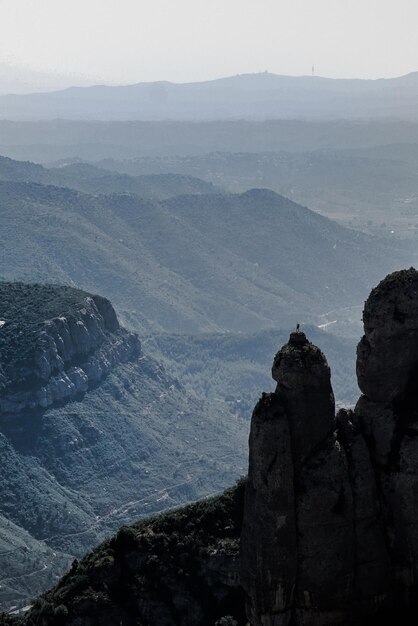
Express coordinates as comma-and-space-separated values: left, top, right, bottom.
1, 482, 247, 626
0, 177, 411, 334
0, 156, 221, 200
0, 284, 248, 611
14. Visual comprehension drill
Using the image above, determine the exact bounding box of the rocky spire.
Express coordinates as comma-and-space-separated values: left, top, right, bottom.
271, 331, 336, 470
355, 268, 418, 597
241, 331, 354, 626
241, 270, 418, 625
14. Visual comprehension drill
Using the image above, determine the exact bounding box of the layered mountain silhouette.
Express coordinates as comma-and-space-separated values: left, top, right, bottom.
0, 155, 412, 334
1, 72, 418, 121
0, 156, 220, 199
3, 119, 418, 164
103, 148, 418, 237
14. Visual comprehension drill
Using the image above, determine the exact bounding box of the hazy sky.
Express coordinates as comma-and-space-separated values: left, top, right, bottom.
0, 0, 417, 84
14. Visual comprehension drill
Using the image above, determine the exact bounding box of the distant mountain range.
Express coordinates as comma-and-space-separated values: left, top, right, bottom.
3, 119, 418, 164
95, 148, 418, 238
1, 72, 418, 121
0, 155, 412, 334
0, 156, 220, 200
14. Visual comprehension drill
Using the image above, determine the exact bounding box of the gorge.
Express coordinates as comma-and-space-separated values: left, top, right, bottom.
2, 267, 418, 625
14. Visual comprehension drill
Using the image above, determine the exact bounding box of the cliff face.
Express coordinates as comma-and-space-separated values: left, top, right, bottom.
355, 268, 418, 598
241, 333, 355, 626
241, 268, 418, 625
0, 283, 249, 613
0, 284, 140, 414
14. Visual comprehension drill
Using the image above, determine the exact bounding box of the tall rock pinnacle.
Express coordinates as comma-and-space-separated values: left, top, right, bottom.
272, 331, 336, 470
355, 268, 418, 597
241, 269, 418, 625
241, 331, 354, 626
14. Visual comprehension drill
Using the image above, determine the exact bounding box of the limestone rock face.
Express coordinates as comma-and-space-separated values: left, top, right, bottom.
0, 292, 141, 415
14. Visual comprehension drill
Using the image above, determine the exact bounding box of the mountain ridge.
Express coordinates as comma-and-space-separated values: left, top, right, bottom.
3, 119, 418, 163
0, 152, 413, 335
2, 71, 418, 121
0, 155, 221, 199
0, 283, 248, 611
0, 175, 410, 334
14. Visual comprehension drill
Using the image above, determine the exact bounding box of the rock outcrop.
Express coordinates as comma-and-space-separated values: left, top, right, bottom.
241, 268, 418, 625
0, 283, 251, 616
0, 285, 141, 414
241, 333, 355, 626
355, 268, 418, 601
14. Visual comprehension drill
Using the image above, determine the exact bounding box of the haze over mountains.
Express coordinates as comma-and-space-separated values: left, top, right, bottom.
2, 151, 393, 610
0, 64, 96, 96
1, 72, 418, 121
1, 65, 418, 618
0, 156, 220, 200
103, 148, 418, 238
0, 155, 412, 335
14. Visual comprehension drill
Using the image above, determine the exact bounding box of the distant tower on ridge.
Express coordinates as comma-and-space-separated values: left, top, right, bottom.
312, 65, 315, 76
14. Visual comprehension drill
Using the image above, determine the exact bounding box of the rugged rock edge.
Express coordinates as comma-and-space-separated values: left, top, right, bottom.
0, 290, 141, 414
